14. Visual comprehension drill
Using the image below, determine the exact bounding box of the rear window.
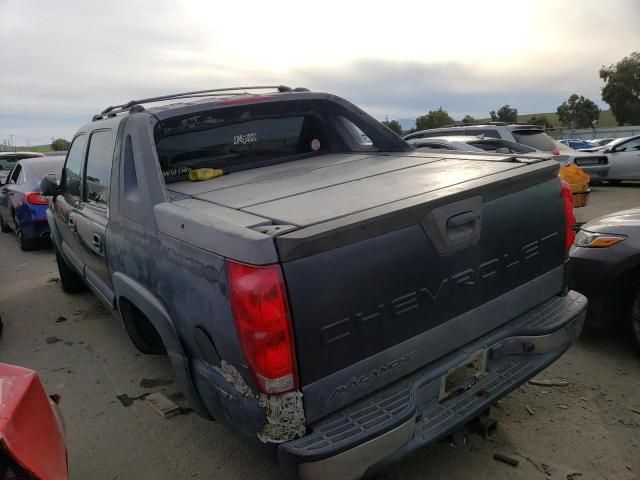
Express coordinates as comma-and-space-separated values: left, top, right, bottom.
155, 101, 329, 182
30, 160, 63, 180
511, 130, 557, 151
0, 153, 42, 170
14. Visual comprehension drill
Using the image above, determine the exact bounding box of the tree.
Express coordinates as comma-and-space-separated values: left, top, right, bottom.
490, 105, 518, 123
416, 107, 454, 130
527, 115, 553, 130
382, 119, 403, 135
556, 94, 600, 128
51, 138, 70, 151
600, 51, 640, 125
461, 114, 476, 124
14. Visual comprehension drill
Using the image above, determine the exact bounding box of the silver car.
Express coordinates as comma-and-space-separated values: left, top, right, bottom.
598, 135, 640, 183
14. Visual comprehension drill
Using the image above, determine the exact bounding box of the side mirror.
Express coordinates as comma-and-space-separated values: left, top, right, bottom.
603, 147, 612, 154
41, 173, 61, 196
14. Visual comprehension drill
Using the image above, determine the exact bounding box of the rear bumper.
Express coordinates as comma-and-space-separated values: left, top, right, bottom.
20, 218, 50, 240
580, 164, 609, 182
278, 291, 586, 480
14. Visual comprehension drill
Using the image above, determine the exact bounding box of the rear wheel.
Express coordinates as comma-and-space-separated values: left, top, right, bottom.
54, 244, 86, 293
14, 214, 36, 251
0, 214, 9, 233
118, 298, 166, 354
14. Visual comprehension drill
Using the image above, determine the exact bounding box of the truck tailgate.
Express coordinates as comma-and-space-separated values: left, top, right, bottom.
274, 157, 567, 422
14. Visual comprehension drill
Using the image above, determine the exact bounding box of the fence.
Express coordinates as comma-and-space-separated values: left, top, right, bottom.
547, 125, 640, 140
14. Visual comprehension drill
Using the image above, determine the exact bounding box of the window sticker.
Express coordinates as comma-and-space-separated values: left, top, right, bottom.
163, 166, 191, 178
233, 133, 257, 145
311, 138, 321, 151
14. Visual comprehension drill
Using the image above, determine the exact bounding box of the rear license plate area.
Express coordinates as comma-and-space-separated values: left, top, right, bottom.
439, 349, 487, 402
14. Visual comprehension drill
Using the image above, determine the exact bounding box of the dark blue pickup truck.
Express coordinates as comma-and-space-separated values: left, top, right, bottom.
41, 86, 586, 479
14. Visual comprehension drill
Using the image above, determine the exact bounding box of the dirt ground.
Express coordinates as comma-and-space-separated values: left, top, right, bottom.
0, 185, 639, 480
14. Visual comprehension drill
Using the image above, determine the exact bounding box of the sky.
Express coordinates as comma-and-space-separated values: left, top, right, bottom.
1, 0, 638, 145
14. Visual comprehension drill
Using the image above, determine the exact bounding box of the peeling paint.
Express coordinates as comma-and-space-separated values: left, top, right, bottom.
257, 391, 306, 443
212, 360, 253, 398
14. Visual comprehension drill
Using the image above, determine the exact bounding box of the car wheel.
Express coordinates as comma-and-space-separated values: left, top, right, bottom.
54, 244, 87, 293
0, 214, 10, 233
630, 286, 640, 352
14, 214, 35, 251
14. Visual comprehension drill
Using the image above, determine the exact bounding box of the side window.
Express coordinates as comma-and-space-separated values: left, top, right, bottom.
337, 116, 376, 149
618, 138, 640, 151
123, 135, 139, 201
63, 135, 86, 198
84, 130, 113, 206
470, 129, 501, 139
8, 164, 22, 184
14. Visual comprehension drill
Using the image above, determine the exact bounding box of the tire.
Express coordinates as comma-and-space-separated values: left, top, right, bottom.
14, 214, 36, 251
629, 285, 640, 352
54, 244, 87, 293
0, 214, 9, 233
118, 299, 166, 355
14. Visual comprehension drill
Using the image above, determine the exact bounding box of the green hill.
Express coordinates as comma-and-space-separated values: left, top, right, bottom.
478, 110, 617, 128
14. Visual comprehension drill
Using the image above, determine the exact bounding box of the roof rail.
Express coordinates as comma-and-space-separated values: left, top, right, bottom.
92, 85, 305, 121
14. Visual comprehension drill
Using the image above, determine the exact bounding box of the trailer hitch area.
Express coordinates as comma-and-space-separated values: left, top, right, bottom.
447, 427, 468, 448
469, 409, 498, 440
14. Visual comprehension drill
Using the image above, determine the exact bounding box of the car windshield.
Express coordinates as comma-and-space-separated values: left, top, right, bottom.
511, 130, 557, 151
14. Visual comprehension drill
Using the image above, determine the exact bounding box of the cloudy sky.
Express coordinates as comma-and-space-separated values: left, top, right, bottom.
1, 0, 638, 145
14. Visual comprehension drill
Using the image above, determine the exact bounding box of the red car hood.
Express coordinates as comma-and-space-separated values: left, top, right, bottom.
0, 363, 67, 480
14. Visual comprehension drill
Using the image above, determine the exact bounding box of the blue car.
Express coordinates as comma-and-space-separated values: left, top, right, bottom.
0, 157, 64, 250
559, 139, 594, 150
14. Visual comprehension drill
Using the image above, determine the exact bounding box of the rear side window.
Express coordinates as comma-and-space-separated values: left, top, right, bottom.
467, 129, 501, 139
511, 130, 557, 151
8, 164, 22, 184
337, 116, 375, 148
84, 130, 113, 206
155, 102, 327, 183
63, 135, 86, 198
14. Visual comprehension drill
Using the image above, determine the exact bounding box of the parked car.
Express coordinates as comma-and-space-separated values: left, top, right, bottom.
404, 124, 609, 183
408, 135, 544, 154
559, 139, 595, 150
0, 151, 45, 185
580, 135, 640, 183
0, 363, 68, 480
588, 138, 614, 147
0, 156, 64, 250
570, 208, 640, 350
41, 86, 586, 480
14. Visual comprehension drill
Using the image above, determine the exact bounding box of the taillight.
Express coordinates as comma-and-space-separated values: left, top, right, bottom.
559, 178, 576, 254
25, 192, 48, 205
226, 260, 297, 394
551, 147, 560, 156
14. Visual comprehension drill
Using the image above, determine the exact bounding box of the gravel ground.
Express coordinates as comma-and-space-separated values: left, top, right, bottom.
0, 186, 639, 480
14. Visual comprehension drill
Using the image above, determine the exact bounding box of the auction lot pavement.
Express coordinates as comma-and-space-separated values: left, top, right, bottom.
1, 185, 639, 480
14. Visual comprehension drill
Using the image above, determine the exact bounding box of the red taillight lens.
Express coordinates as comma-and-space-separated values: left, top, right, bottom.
551, 147, 560, 156
25, 192, 48, 205
559, 178, 576, 253
226, 260, 297, 394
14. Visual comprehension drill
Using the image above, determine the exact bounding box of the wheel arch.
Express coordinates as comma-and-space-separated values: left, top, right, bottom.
112, 272, 211, 419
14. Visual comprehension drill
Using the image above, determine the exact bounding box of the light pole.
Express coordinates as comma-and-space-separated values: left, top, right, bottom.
9, 135, 14, 152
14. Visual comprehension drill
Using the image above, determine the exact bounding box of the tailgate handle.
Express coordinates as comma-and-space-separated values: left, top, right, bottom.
447, 211, 476, 229
421, 196, 482, 254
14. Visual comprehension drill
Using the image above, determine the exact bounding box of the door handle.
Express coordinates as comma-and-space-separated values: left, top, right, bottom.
8, 192, 14, 196
92, 233, 102, 252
